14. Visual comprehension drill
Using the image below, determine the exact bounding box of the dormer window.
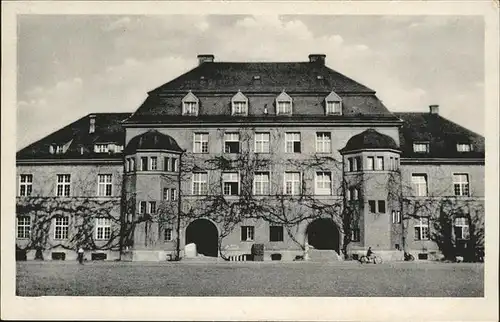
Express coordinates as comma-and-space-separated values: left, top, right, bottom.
182, 91, 199, 116
50, 144, 65, 154
276, 91, 292, 115
95, 144, 109, 153
457, 143, 472, 152
231, 91, 248, 116
325, 91, 342, 115
413, 142, 430, 153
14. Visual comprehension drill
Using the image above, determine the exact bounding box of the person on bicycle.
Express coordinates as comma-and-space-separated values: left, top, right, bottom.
366, 246, 374, 260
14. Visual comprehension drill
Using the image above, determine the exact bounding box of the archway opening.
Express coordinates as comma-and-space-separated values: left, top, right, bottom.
185, 219, 218, 257
306, 218, 340, 252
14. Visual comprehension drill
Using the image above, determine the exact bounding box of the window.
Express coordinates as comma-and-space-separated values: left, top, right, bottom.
193, 133, 209, 153
285, 132, 301, 153
392, 211, 401, 224
164, 157, 171, 171
171, 188, 177, 201
277, 101, 292, 115
232, 101, 248, 115
139, 201, 147, 214
95, 144, 109, 153
413, 142, 429, 153
150, 157, 158, 170
326, 101, 342, 115
224, 133, 240, 154
394, 158, 399, 170
347, 187, 359, 201
163, 188, 170, 201
17, 216, 31, 239
255, 132, 270, 153
141, 157, 148, 171
54, 216, 69, 240
351, 227, 360, 242
19, 174, 33, 196
453, 174, 469, 196
241, 226, 255, 241
164, 227, 173, 241
55, 145, 64, 154
95, 218, 111, 240
315, 172, 332, 195
192, 172, 208, 195
125, 159, 130, 172
172, 159, 178, 172
223, 172, 239, 196
366, 157, 374, 170
148, 202, 156, 214
347, 157, 362, 172
411, 174, 428, 197
316, 132, 331, 153
56, 174, 71, 197
368, 200, 376, 213
457, 143, 472, 152
378, 200, 386, 213
97, 174, 113, 197
270, 226, 284, 242
284, 172, 301, 195
376, 156, 384, 170
355, 157, 362, 171
454, 217, 470, 240
414, 217, 430, 240
254, 172, 270, 195
130, 158, 135, 171
182, 91, 199, 116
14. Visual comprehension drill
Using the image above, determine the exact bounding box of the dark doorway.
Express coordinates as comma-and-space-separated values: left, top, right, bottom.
185, 219, 218, 257
306, 218, 340, 252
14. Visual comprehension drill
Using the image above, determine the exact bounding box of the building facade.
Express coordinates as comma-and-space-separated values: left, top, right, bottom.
16, 54, 485, 262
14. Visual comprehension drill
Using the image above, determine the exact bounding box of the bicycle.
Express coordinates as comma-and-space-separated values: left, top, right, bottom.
359, 254, 383, 264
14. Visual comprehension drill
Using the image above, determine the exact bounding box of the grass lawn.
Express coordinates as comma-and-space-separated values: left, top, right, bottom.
16, 260, 483, 297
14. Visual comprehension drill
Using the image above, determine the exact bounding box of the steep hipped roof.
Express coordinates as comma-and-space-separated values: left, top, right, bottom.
16, 113, 131, 161
394, 112, 485, 159
125, 130, 182, 154
340, 129, 399, 153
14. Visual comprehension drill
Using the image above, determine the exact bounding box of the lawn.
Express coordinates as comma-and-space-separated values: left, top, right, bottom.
16, 260, 483, 297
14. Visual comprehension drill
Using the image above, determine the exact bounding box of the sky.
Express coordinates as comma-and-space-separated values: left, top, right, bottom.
17, 15, 485, 149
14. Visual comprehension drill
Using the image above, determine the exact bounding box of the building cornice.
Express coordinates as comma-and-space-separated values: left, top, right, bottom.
123, 120, 403, 128
16, 158, 124, 166
400, 158, 485, 165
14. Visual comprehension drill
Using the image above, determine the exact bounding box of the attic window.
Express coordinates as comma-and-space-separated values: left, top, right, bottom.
457, 143, 472, 152
276, 91, 292, 115
182, 91, 199, 116
95, 144, 109, 153
253, 75, 261, 80
317, 75, 324, 80
325, 91, 342, 115
413, 142, 430, 153
231, 91, 248, 116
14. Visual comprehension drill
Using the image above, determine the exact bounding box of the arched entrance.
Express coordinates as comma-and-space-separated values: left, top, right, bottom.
306, 218, 340, 252
185, 219, 218, 257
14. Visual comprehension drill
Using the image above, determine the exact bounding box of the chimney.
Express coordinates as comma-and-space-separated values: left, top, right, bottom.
309, 54, 326, 65
429, 104, 439, 115
197, 54, 214, 65
89, 114, 96, 133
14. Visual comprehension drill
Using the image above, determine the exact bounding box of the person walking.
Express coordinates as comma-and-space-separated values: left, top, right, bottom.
77, 246, 84, 264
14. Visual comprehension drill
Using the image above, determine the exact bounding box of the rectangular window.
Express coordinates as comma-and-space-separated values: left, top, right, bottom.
457, 143, 472, 152
183, 102, 198, 115
223, 172, 239, 196
17, 216, 31, 239
355, 157, 362, 171
285, 132, 301, 153
95, 218, 111, 240
241, 226, 255, 241
139, 201, 147, 214
224, 133, 240, 154
54, 216, 69, 240
326, 101, 342, 115
164, 157, 171, 171
347, 187, 359, 201
192, 172, 208, 195
454, 217, 470, 240
316, 132, 331, 153
270, 226, 284, 242
163, 188, 170, 201
255, 132, 270, 153
254, 172, 270, 195
348, 158, 354, 172
232, 101, 248, 115
19, 174, 33, 196
56, 174, 71, 197
414, 217, 430, 240
377, 200, 386, 213
193, 133, 209, 153
97, 174, 113, 197
411, 174, 428, 197
125, 159, 130, 172
277, 101, 292, 115
148, 201, 156, 214
284, 172, 301, 195
394, 158, 399, 170
368, 200, 376, 213
130, 158, 135, 171
376, 156, 384, 170
150, 157, 158, 170
164, 228, 173, 241
392, 211, 401, 224
95, 144, 109, 153
141, 157, 148, 171
351, 227, 360, 242
366, 157, 374, 170
453, 174, 470, 196
413, 142, 429, 153
171, 188, 177, 201
172, 159, 178, 172
315, 171, 332, 195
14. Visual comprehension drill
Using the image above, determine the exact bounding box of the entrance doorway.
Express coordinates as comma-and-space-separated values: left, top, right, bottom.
185, 219, 218, 257
306, 218, 340, 252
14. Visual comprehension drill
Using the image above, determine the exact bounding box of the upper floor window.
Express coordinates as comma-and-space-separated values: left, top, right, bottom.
414, 217, 430, 240
193, 133, 209, 153
231, 91, 248, 116
270, 225, 284, 242
126, 158, 135, 172
347, 157, 362, 172
315, 171, 332, 195
182, 91, 199, 116
347, 187, 359, 201
255, 132, 270, 153
19, 174, 33, 196
150, 157, 158, 171
285, 132, 301, 153
325, 91, 342, 115
163, 188, 170, 201
97, 174, 113, 197
254, 171, 270, 195
457, 143, 473, 152
139, 201, 147, 214
164, 157, 171, 171
241, 226, 255, 241
375, 156, 384, 171
284, 172, 301, 195
224, 133, 240, 154
392, 210, 401, 224
276, 91, 292, 115
192, 172, 208, 195
95, 144, 109, 153
54, 216, 69, 240
95, 218, 111, 240
148, 201, 156, 214
316, 132, 331, 153
172, 158, 178, 172
368, 200, 386, 213
411, 174, 428, 197
453, 174, 469, 196
223, 172, 239, 196
17, 216, 31, 239
56, 174, 71, 197
454, 217, 470, 240
141, 157, 148, 171
366, 157, 374, 170
413, 142, 430, 153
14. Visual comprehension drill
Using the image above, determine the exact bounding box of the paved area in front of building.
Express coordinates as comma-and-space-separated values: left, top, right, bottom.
16, 260, 483, 297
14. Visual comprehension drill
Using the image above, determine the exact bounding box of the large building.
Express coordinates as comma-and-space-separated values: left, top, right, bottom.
16, 54, 485, 262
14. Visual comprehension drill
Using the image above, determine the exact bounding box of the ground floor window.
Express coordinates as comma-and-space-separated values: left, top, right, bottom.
351, 227, 360, 242
269, 225, 284, 242
95, 218, 111, 240
241, 226, 255, 241
164, 227, 173, 241
414, 217, 430, 240
54, 216, 69, 240
454, 217, 470, 240
17, 216, 31, 239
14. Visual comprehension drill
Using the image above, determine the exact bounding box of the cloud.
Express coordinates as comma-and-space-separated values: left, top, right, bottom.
104, 16, 132, 31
